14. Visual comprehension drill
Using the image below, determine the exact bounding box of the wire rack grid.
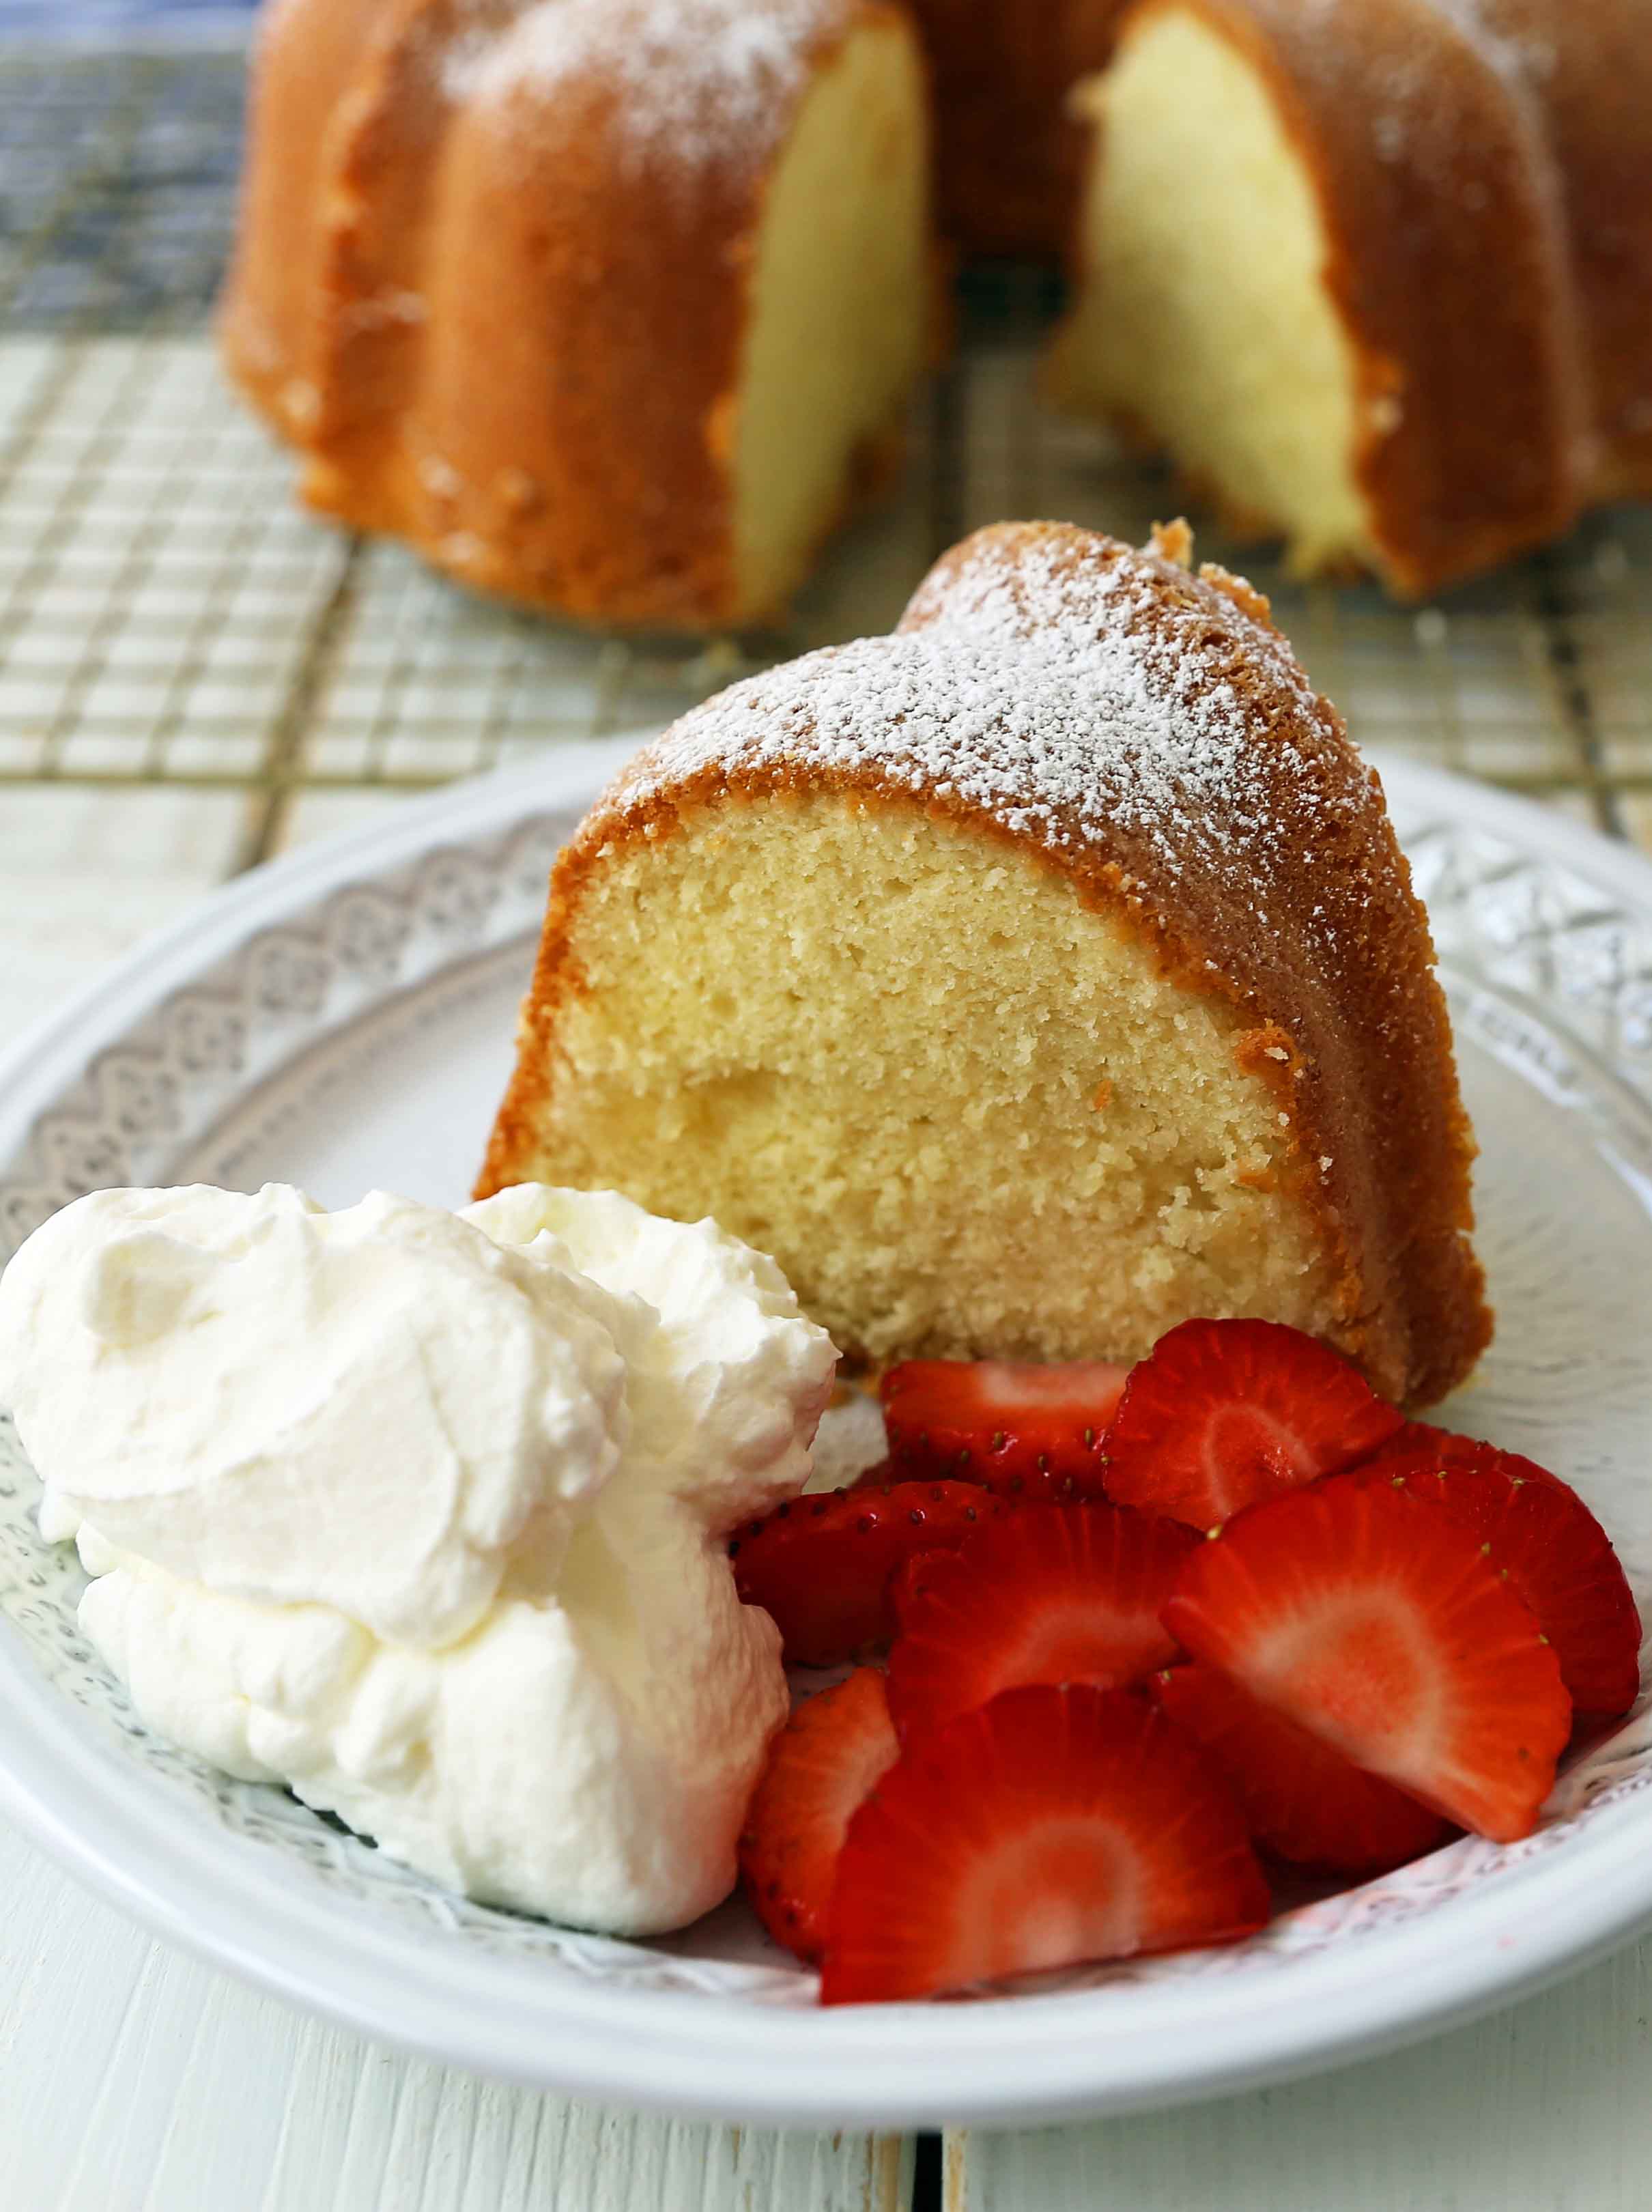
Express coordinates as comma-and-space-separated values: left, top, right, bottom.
1, 40, 1650, 868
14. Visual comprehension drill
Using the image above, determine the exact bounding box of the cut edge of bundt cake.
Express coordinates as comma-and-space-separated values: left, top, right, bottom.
1049, 0, 1589, 600
479, 520, 1492, 1408
1048, 5, 1376, 583
725, 3, 934, 622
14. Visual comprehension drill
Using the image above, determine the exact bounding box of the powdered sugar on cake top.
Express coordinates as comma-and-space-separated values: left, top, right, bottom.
617, 533, 1362, 909
1292, 0, 1560, 200
459, 0, 841, 169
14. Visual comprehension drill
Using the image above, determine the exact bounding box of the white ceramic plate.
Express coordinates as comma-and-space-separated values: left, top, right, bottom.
1, 739, 1650, 2130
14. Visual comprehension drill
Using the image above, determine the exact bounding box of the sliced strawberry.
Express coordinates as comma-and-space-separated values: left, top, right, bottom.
730, 1481, 1012, 1666
1102, 1318, 1401, 1529
1353, 1448, 1642, 1720
885, 1503, 1198, 1738
820, 1684, 1270, 2003
739, 1669, 900, 1963
1357, 1419, 1477, 1471
881, 1359, 1128, 1501
1163, 1476, 1571, 1842
1152, 1663, 1453, 1874
848, 1458, 900, 1493
1356, 1423, 1564, 1490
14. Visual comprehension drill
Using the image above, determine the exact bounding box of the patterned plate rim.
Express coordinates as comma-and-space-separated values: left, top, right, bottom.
0, 739, 1649, 2129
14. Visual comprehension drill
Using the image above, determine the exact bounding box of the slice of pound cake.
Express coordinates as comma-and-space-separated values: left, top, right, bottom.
479, 522, 1490, 1406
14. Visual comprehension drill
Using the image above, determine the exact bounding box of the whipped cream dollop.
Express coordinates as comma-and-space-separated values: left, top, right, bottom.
0, 1182, 836, 1934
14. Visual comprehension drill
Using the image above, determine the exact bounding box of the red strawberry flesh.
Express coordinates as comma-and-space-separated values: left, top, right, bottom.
1153, 1662, 1453, 1874
1356, 1423, 1565, 1490
881, 1359, 1127, 1501
1102, 1318, 1402, 1529
847, 1458, 897, 1492
820, 1684, 1270, 2004
730, 1480, 1010, 1667
886, 1502, 1198, 1738
739, 1668, 899, 1964
1356, 1421, 1483, 1471
1163, 1475, 1571, 1842
1352, 1447, 1642, 1719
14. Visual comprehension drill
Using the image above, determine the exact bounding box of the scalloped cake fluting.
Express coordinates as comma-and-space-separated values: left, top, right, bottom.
479, 521, 1492, 1407
220, 0, 933, 632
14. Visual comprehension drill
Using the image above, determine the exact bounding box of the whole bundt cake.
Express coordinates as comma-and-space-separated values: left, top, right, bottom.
478, 521, 1492, 1407
1051, 0, 1652, 598
223, 0, 1652, 622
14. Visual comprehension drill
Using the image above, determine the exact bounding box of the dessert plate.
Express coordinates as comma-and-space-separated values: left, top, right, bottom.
0, 738, 1649, 2129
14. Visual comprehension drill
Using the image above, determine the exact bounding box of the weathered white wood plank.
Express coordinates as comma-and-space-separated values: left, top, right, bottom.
2, 786, 255, 1034
270, 789, 421, 856
0, 1817, 909, 2212
946, 1931, 1652, 2212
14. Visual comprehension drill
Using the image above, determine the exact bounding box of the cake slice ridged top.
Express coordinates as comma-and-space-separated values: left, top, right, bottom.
575, 522, 1489, 1406
616, 522, 1363, 935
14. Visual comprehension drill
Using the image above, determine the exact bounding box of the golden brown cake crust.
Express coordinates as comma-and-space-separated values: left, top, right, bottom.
1473, 0, 1652, 503
480, 522, 1491, 1407
220, 0, 913, 632
907, 0, 1126, 257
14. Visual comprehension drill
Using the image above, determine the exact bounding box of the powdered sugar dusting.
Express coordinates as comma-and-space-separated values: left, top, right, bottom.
618, 530, 1360, 907
458, 0, 842, 170
1288, 0, 1558, 189
1426, 0, 1558, 91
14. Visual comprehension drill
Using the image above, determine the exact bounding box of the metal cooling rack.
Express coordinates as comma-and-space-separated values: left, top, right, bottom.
2, 39, 1649, 865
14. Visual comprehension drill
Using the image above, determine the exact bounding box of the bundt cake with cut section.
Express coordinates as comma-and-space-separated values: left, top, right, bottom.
478, 520, 1491, 1407
220, 0, 934, 632
225, 0, 1652, 619
1050, 0, 1652, 599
